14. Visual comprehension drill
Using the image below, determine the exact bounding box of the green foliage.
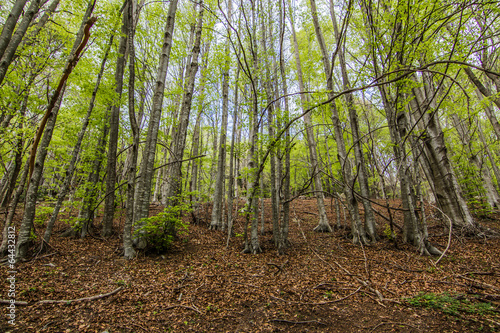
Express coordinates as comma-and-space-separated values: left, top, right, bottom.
133, 195, 191, 253
405, 292, 494, 316
34, 206, 55, 227
383, 224, 396, 240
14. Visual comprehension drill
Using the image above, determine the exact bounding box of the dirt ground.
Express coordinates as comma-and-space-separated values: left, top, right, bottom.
1, 198, 500, 332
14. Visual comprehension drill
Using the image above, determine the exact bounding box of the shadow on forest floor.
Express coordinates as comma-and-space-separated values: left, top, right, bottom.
2, 199, 500, 332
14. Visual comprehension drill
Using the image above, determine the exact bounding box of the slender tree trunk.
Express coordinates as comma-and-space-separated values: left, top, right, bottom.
210, 0, 232, 231
102, 2, 129, 237
0, 0, 28, 60
0, 0, 43, 85
290, 0, 332, 233
329, 0, 376, 241
259, 4, 279, 244
133, 0, 179, 243
123, 0, 138, 259
226, 66, 240, 246
279, 0, 290, 253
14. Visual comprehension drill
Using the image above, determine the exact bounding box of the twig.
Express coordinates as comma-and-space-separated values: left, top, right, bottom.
271, 286, 362, 305
164, 304, 202, 314
368, 321, 419, 333
38, 286, 122, 304
0, 299, 28, 305
457, 274, 500, 292
270, 319, 326, 326
432, 204, 452, 265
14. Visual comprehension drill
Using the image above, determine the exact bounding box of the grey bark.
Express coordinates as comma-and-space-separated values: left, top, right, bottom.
290, 0, 332, 233
409, 74, 475, 230
0, 0, 28, 61
133, 0, 179, 243
210, 0, 231, 231
329, 1, 376, 241
124, 0, 138, 259
102, 3, 129, 237
0, 0, 43, 85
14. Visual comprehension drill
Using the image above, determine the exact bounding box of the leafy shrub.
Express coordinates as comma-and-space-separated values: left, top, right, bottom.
133, 196, 191, 253
34, 206, 55, 227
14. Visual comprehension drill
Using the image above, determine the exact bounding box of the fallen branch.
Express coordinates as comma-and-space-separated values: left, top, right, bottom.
270, 318, 326, 326
271, 286, 362, 305
457, 274, 500, 292
39, 286, 122, 304
0, 286, 123, 306
164, 304, 202, 314
0, 299, 28, 305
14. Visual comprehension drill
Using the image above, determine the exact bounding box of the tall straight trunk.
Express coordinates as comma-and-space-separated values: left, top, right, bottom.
329, 1, 376, 241
43, 33, 113, 245
164, 6, 203, 203
133, 0, 179, 233
16, 1, 96, 259
242, 0, 262, 255
102, 2, 129, 237
290, 1, 333, 233
0, 0, 29, 60
360, 0, 439, 254
309, 0, 364, 239
226, 66, 240, 246
0, 0, 43, 85
278, 0, 290, 253
210, 0, 232, 231
124, 0, 138, 259
136, 3, 200, 248
190, 44, 210, 212
259, 3, 279, 244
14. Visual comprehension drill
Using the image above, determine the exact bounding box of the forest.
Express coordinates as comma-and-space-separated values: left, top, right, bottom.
1, 0, 500, 331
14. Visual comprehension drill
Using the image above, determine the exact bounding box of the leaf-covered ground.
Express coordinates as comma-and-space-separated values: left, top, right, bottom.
2, 199, 500, 332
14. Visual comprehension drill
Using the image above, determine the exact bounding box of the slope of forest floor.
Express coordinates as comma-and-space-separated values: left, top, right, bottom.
2, 199, 500, 332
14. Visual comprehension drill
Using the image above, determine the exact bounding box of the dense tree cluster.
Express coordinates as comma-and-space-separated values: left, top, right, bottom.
0, 0, 499, 259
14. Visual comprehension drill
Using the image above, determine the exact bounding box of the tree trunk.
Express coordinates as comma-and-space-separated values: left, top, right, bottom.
329, 0, 376, 241
133, 0, 179, 241
123, 0, 138, 259
0, 0, 43, 85
409, 74, 476, 231
210, 0, 232, 231
290, 0, 332, 233
102, 2, 129, 237
0, 0, 28, 61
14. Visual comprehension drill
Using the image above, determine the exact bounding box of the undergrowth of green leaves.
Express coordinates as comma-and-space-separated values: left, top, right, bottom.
405, 292, 494, 316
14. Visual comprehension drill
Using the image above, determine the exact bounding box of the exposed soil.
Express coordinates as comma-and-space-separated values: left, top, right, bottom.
1, 199, 500, 332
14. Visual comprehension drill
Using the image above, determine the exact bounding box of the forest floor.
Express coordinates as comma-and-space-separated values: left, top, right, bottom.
1, 198, 500, 332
